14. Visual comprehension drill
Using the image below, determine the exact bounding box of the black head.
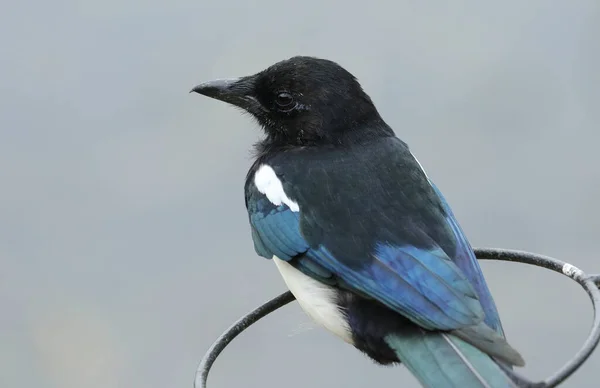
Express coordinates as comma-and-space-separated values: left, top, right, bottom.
191, 56, 393, 148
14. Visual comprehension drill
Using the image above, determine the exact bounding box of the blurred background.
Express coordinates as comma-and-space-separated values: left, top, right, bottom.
1, 1, 599, 387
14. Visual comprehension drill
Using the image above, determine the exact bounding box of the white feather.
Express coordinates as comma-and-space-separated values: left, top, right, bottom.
254, 165, 300, 212
273, 256, 353, 344
411, 152, 430, 180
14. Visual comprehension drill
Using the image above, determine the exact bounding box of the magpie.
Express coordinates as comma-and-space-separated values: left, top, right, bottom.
191, 56, 525, 388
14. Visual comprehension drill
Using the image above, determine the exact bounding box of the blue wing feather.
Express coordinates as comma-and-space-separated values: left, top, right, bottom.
250, 199, 308, 261
303, 244, 484, 330
429, 182, 504, 334
248, 193, 487, 331
373, 244, 483, 322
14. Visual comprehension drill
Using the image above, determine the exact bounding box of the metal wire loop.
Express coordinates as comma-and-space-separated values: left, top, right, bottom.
195, 248, 600, 388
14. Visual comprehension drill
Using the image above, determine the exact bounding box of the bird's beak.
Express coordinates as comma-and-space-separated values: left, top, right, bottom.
190, 76, 264, 113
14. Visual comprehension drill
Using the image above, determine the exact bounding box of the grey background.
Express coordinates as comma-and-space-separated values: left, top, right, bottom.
1, 1, 599, 387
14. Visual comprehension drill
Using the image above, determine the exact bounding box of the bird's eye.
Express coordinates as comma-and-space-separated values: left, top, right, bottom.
275, 92, 294, 107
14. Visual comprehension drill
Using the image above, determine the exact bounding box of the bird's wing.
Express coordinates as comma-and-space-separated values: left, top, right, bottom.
245, 137, 501, 332
427, 181, 504, 334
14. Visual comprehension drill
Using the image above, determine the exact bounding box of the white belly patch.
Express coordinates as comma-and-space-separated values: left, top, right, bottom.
273, 256, 353, 344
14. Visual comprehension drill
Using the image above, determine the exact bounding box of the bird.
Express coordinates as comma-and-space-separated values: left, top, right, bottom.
191, 56, 525, 388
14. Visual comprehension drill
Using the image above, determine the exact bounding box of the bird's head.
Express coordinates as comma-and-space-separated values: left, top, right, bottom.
191, 56, 392, 147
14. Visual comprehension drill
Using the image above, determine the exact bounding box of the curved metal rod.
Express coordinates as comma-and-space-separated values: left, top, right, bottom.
475, 249, 600, 387
194, 291, 295, 388
195, 248, 600, 388
591, 274, 600, 288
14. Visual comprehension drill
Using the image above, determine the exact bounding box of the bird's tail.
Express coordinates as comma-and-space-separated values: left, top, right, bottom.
385, 330, 520, 388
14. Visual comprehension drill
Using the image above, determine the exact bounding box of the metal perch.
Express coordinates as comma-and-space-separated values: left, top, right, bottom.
195, 248, 600, 388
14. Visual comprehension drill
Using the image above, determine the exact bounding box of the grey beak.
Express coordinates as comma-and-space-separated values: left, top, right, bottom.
190, 76, 263, 112
190, 78, 242, 96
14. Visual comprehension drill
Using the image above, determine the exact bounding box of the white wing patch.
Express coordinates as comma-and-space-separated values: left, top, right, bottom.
254, 164, 300, 212
273, 256, 354, 344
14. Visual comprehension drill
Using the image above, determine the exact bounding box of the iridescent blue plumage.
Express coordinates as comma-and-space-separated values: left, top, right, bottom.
429, 182, 504, 335
250, 194, 493, 332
